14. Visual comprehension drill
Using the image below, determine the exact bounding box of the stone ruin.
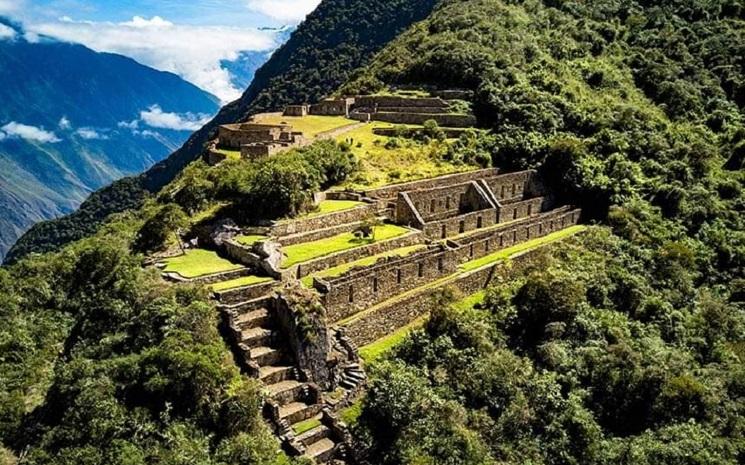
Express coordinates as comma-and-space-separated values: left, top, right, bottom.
311, 94, 477, 127
210, 121, 307, 163
284, 104, 309, 117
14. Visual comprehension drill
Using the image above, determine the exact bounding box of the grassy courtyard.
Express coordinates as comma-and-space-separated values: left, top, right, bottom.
161, 249, 243, 279
235, 235, 267, 246
253, 114, 356, 138
281, 224, 411, 268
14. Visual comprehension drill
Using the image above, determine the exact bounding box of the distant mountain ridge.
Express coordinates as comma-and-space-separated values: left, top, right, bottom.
6, 0, 440, 263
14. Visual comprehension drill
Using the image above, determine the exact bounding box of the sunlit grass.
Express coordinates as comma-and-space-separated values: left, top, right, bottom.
359, 316, 427, 364
162, 249, 243, 279
335, 122, 472, 190
211, 275, 273, 292
300, 244, 427, 287
281, 224, 411, 268
235, 235, 267, 246
292, 416, 322, 435
253, 114, 356, 138
459, 225, 586, 272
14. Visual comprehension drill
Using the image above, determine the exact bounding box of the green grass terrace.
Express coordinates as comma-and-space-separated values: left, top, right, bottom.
300, 244, 427, 287
161, 249, 243, 279
211, 275, 274, 292
281, 224, 412, 268
299, 199, 364, 219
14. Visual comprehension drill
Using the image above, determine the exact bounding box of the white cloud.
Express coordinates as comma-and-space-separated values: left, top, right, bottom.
117, 119, 139, 130
1, 122, 61, 143
75, 128, 108, 140
0, 0, 23, 14
138, 105, 211, 131
0, 23, 15, 40
58, 116, 71, 130
28, 16, 282, 102
246, 0, 321, 22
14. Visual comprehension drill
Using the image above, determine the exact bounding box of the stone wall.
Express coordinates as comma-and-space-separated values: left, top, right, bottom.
484, 170, 543, 201
451, 207, 582, 264
401, 182, 493, 223
215, 280, 277, 305
284, 105, 309, 117
497, 197, 547, 223
341, 246, 549, 346
271, 203, 378, 239
372, 112, 477, 128
294, 231, 425, 279
162, 266, 254, 285
421, 208, 500, 239
317, 245, 456, 323
364, 168, 501, 199
354, 96, 448, 109
309, 98, 354, 116
372, 127, 470, 138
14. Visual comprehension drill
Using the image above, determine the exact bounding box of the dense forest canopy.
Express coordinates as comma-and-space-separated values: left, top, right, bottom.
1, 0, 744, 464
338, 0, 745, 463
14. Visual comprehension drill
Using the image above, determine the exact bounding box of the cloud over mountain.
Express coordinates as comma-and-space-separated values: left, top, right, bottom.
28, 16, 282, 102
246, 0, 322, 22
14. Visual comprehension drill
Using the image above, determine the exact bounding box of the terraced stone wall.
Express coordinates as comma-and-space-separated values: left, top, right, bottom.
317, 245, 457, 323
271, 203, 377, 238
482, 170, 541, 202
372, 112, 477, 127
294, 231, 425, 278
496, 197, 548, 223
421, 208, 500, 239
364, 168, 500, 200
400, 182, 492, 223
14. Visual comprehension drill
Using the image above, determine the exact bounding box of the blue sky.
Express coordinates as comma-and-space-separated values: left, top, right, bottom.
0, 0, 322, 101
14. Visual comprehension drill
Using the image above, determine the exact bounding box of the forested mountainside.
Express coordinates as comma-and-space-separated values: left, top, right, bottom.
1, 1, 744, 464
0, 20, 220, 260
5, 0, 439, 264
336, 0, 745, 463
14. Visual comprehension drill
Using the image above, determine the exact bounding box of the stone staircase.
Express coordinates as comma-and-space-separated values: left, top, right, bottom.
221, 295, 353, 464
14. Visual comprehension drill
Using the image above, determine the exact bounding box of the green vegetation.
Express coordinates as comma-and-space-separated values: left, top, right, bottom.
6, 0, 440, 264
281, 224, 411, 268
300, 244, 427, 287
211, 275, 274, 292
254, 114, 356, 138
162, 249, 243, 279
459, 225, 587, 272
335, 122, 475, 189
291, 417, 322, 436
359, 317, 427, 364
298, 199, 363, 219
339, 400, 363, 426
213, 148, 241, 160
235, 234, 267, 246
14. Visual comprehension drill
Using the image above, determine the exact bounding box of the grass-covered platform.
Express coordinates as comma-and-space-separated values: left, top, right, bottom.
211, 275, 274, 292
300, 244, 426, 287
254, 114, 356, 138
281, 224, 411, 268
235, 235, 267, 246
162, 249, 243, 279
301, 199, 364, 218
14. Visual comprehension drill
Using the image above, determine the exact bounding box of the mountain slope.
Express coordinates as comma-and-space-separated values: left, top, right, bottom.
0, 21, 220, 259
5, 0, 440, 264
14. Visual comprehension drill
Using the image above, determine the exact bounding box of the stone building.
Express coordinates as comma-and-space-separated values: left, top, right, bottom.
218, 122, 307, 160
310, 98, 356, 117
283, 105, 309, 117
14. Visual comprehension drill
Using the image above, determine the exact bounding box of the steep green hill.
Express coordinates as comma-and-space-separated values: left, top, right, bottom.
5, 0, 440, 264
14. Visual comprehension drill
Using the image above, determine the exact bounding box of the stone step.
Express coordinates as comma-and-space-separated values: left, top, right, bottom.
305, 437, 336, 462
259, 365, 295, 384
266, 380, 305, 405
279, 402, 322, 425
234, 307, 272, 330
250, 346, 283, 366
296, 423, 331, 447
241, 327, 274, 347
340, 379, 357, 390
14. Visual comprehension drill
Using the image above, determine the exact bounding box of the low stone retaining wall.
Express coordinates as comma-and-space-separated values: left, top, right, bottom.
272, 204, 377, 238
215, 280, 277, 305
422, 208, 500, 239
277, 221, 365, 248
342, 248, 545, 346
497, 197, 547, 223
318, 246, 456, 323
372, 112, 477, 128
295, 231, 425, 279
373, 127, 471, 138
364, 168, 501, 199
163, 266, 254, 285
